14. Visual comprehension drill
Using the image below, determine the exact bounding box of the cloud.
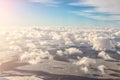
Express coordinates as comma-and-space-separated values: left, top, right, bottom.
20, 50, 53, 64
74, 57, 96, 73
98, 51, 114, 60
92, 37, 115, 51
29, 0, 59, 6
64, 48, 83, 55
56, 50, 64, 56
51, 32, 62, 40
65, 40, 74, 46
9, 45, 22, 52
117, 51, 120, 55
26, 42, 37, 49
69, 0, 120, 20
115, 31, 120, 36
74, 57, 96, 67
97, 65, 106, 74
0, 78, 8, 80
72, 11, 120, 20
80, 66, 89, 73
117, 42, 120, 47
56, 48, 83, 57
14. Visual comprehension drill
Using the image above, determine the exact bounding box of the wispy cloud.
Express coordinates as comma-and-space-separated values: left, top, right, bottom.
29, 0, 59, 7
69, 0, 120, 20
72, 11, 120, 21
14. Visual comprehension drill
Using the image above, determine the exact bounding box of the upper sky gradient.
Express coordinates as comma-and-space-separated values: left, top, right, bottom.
0, 0, 120, 27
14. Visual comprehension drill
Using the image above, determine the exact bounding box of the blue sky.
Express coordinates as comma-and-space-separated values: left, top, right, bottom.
0, 0, 120, 27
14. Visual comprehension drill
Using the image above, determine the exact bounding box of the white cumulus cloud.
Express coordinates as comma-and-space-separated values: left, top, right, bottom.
98, 51, 114, 60
74, 57, 96, 73
65, 48, 83, 55
92, 37, 115, 51
20, 50, 53, 64
97, 65, 106, 74
74, 57, 96, 67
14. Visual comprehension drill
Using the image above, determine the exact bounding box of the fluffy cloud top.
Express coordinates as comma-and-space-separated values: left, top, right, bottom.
9, 45, 22, 52
80, 66, 89, 73
97, 65, 106, 74
74, 57, 96, 73
56, 48, 83, 59
65, 48, 83, 55
74, 57, 96, 67
56, 50, 64, 56
92, 37, 115, 51
114, 31, 120, 36
98, 51, 114, 60
20, 50, 53, 64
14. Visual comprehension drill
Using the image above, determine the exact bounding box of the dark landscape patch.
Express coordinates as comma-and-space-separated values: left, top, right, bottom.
92, 74, 102, 77
52, 67, 64, 69
105, 60, 119, 62
107, 69, 120, 73
14, 69, 120, 80
117, 64, 120, 66
109, 73, 120, 77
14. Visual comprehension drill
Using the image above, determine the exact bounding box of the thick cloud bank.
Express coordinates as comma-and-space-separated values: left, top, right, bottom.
0, 27, 119, 66
0, 27, 120, 80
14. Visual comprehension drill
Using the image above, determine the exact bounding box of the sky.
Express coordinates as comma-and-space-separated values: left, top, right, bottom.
0, 0, 120, 28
